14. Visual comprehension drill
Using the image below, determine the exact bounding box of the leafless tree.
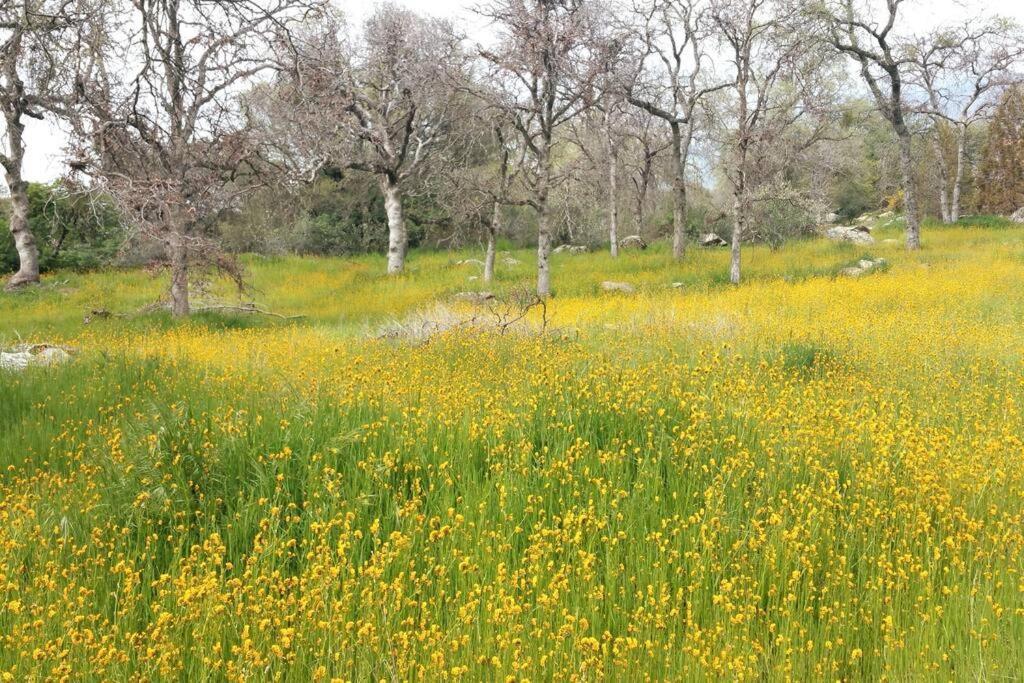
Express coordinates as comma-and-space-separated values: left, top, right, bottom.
819, 0, 922, 249
623, 108, 671, 241
1, 0, 93, 289
430, 103, 527, 282
71, 0, 322, 316
626, 0, 730, 260
910, 19, 1024, 223
265, 5, 463, 275
477, 0, 606, 297
713, 0, 832, 284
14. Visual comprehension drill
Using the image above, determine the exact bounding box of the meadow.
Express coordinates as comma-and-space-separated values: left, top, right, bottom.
2, 219, 1024, 681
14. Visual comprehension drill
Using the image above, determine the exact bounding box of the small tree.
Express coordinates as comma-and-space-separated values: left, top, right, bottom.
1, 0, 92, 289
478, 0, 605, 297
713, 0, 833, 284
820, 0, 922, 249
975, 85, 1024, 214
911, 20, 1024, 223
626, 0, 730, 260
622, 108, 671, 241
73, 0, 321, 316
267, 5, 463, 275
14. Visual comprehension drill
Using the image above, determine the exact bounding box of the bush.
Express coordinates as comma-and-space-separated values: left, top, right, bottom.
1, 182, 122, 274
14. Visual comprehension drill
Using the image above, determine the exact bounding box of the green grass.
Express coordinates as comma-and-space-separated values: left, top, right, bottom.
2, 218, 1024, 680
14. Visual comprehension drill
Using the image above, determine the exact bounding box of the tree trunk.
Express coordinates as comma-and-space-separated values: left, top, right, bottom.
951, 124, 967, 223
669, 121, 687, 260
730, 189, 744, 286
484, 201, 499, 283
3, 113, 39, 290
537, 199, 552, 297
168, 231, 189, 317
608, 146, 619, 258
931, 123, 951, 223
5, 179, 39, 289
382, 177, 407, 274
897, 128, 921, 249
633, 197, 645, 241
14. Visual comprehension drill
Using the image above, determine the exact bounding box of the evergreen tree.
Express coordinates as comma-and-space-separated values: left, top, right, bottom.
975, 86, 1024, 214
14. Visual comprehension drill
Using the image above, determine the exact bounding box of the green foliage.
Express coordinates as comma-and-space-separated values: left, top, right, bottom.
1, 182, 122, 274
975, 85, 1024, 214
922, 215, 1015, 230
220, 173, 446, 257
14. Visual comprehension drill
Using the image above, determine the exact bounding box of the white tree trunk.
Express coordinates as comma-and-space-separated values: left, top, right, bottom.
897, 129, 921, 250
6, 179, 39, 289
537, 203, 552, 297
931, 126, 951, 223
730, 190, 744, 286
670, 122, 687, 261
382, 178, 407, 275
3, 114, 39, 290
951, 124, 967, 223
608, 149, 619, 258
484, 201, 499, 283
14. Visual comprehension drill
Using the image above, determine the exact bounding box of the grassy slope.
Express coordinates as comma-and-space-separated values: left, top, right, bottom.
2, 219, 1024, 681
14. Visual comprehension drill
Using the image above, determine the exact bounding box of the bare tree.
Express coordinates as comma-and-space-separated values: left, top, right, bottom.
478, 0, 605, 297
626, 0, 730, 260
820, 0, 922, 249
911, 19, 1024, 223
623, 107, 671, 240
713, 0, 830, 284
0, 0, 91, 289
72, 0, 321, 316
570, 100, 628, 257
267, 5, 462, 275
431, 104, 527, 283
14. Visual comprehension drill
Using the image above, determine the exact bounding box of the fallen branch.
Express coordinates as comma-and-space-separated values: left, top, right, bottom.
192, 304, 307, 320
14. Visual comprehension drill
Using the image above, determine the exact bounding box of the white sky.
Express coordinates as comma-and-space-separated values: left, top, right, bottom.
19, 0, 1024, 183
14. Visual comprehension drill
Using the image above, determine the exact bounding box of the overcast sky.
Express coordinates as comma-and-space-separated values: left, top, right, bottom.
18, 0, 1024, 183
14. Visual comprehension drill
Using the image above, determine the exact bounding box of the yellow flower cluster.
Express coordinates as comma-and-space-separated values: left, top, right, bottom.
2, 228, 1024, 680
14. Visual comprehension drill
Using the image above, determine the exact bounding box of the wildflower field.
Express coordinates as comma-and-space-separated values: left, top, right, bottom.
2, 220, 1024, 681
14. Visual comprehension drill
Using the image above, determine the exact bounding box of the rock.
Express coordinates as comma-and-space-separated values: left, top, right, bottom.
826, 225, 875, 245
553, 244, 588, 255
455, 258, 485, 268
1010, 207, 1024, 223
452, 291, 495, 304
699, 233, 728, 247
501, 256, 521, 266
0, 344, 73, 372
825, 212, 840, 223
839, 258, 887, 278
671, 282, 685, 289
618, 235, 648, 250
600, 281, 635, 294
468, 276, 479, 282
878, 211, 894, 219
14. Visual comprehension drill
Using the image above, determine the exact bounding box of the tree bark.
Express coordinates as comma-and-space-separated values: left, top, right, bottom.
730, 188, 744, 286
168, 231, 190, 317
669, 121, 687, 260
6, 179, 39, 289
897, 128, 921, 249
931, 124, 952, 223
951, 124, 967, 223
382, 177, 407, 275
484, 201, 499, 283
3, 115, 40, 290
608, 140, 619, 258
537, 198, 552, 297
